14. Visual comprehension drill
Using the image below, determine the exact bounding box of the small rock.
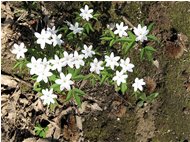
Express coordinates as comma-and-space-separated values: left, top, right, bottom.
117, 118, 120, 121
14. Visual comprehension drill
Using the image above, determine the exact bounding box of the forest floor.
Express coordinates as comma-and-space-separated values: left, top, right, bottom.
1, 1, 190, 142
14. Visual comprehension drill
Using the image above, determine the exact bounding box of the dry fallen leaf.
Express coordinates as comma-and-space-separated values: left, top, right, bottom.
153, 59, 160, 69
22, 137, 37, 142
90, 103, 103, 111
184, 82, 190, 92
1, 75, 18, 88
144, 77, 157, 93
109, 101, 127, 118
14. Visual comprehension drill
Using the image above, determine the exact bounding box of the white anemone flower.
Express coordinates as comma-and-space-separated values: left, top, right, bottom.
81, 44, 95, 59
62, 51, 74, 68
27, 56, 42, 75
73, 51, 85, 69
69, 22, 83, 34
80, 5, 93, 21
34, 29, 52, 49
90, 58, 104, 74
41, 57, 51, 69
51, 34, 63, 47
114, 22, 128, 37
40, 88, 57, 106
105, 52, 120, 70
132, 78, 146, 92
134, 24, 149, 42
55, 73, 74, 91
36, 58, 52, 83
120, 58, 135, 72
11, 42, 27, 59
36, 67, 52, 83
47, 26, 58, 35
113, 71, 128, 86
50, 55, 64, 72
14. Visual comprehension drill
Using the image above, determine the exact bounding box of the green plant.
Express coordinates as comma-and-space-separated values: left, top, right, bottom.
34, 123, 48, 138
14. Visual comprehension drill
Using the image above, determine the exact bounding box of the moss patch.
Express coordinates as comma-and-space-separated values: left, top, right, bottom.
168, 2, 190, 39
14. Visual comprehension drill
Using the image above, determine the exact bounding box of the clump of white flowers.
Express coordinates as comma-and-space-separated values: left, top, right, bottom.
11, 4, 158, 107
34, 27, 63, 49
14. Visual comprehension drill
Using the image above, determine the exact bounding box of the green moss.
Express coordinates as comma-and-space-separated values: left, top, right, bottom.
168, 2, 190, 39
84, 109, 137, 142
153, 52, 190, 141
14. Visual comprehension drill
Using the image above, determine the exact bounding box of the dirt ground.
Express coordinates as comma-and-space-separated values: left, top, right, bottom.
1, 1, 190, 142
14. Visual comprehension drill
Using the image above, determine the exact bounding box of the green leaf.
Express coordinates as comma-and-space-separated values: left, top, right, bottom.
146, 50, 153, 61
33, 82, 41, 92
34, 124, 48, 138
67, 67, 75, 75
122, 42, 127, 52
83, 73, 93, 80
109, 30, 115, 38
83, 23, 90, 34
39, 132, 45, 138
145, 46, 156, 52
140, 48, 145, 60
100, 74, 107, 85
90, 78, 96, 86
93, 13, 100, 18
51, 84, 61, 93
147, 93, 159, 102
147, 35, 159, 42
72, 75, 85, 81
148, 23, 154, 32
139, 93, 147, 101
100, 37, 113, 41
121, 83, 128, 95
115, 37, 132, 43
128, 31, 136, 40
137, 100, 144, 107
109, 39, 115, 47
13, 62, 21, 69
125, 41, 135, 53
88, 23, 94, 32
65, 90, 73, 102
73, 94, 81, 107
49, 74, 57, 82
73, 88, 85, 96
93, 17, 98, 21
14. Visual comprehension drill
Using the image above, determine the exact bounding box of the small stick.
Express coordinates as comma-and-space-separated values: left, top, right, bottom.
122, 16, 135, 29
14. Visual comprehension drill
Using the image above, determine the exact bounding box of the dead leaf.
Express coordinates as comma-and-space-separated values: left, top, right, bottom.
90, 103, 103, 111
1, 75, 18, 88
22, 138, 37, 142
153, 59, 160, 69
144, 77, 157, 93
184, 82, 190, 92
109, 101, 127, 118
165, 41, 184, 59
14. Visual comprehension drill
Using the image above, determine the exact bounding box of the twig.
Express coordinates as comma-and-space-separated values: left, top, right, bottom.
122, 16, 135, 29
